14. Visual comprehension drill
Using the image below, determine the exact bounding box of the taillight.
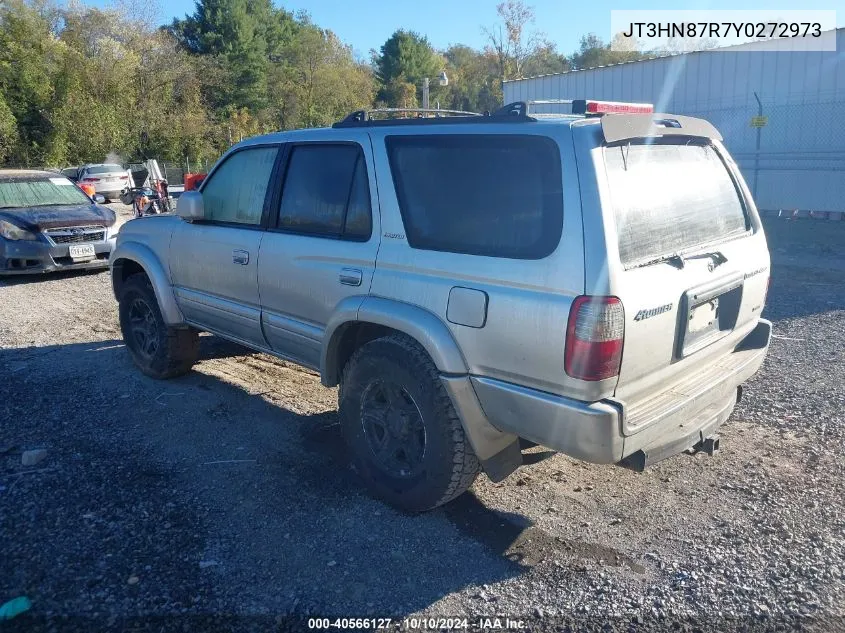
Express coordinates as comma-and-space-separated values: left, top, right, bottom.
82, 177, 99, 183
565, 296, 625, 381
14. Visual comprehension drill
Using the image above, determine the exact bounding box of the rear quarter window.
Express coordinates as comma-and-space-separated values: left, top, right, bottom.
604, 141, 749, 268
386, 134, 563, 259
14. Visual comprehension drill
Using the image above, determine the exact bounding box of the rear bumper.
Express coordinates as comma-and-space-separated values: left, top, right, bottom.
0, 236, 114, 275
465, 319, 772, 467
93, 182, 128, 198
96, 190, 124, 199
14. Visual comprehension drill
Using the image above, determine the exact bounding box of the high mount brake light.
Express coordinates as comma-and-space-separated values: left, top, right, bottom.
565, 296, 625, 382
572, 100, 654, 115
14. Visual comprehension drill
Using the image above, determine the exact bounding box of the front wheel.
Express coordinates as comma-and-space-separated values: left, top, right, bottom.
339, 334, 480, 512
118, 274, 199, 379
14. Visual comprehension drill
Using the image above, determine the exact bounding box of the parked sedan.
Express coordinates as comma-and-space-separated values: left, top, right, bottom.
74, 164, 132, 201
0, 170, 118, 275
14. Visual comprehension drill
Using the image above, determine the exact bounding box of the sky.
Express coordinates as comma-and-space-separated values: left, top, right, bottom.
86, 0, 844, 60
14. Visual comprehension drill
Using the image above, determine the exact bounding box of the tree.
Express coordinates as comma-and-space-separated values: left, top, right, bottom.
522, 41, 570, 77
373, 30, 442, 105
441, 45, 500, 113
169, 0, 272, 111
272, 24, 374, 128
0, 0, 61, 165
569, 33, 647, 71
0, 92, 18, 163
483, 0, 539, 80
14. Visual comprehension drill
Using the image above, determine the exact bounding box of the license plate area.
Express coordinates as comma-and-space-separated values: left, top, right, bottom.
68, 244, 96, 261
678, 275, 744, 358
689, 299, 719, 334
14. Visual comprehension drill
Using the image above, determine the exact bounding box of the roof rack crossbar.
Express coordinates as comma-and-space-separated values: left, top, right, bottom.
332, 108, 537, 127
333, 107, 486, 128
494, 100, 577, 117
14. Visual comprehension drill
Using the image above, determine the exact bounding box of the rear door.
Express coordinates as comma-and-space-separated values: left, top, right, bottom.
584, 132, 770, 406
256, 138, 379, 369
169, 144, 279, 347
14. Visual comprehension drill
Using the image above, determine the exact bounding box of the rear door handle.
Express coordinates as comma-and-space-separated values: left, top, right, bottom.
232, 249, 249, 265
339, 268, 363, 286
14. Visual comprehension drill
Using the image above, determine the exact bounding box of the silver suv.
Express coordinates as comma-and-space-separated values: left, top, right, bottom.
110, 100, 772, 512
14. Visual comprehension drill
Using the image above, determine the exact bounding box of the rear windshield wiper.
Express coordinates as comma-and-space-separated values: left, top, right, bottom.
684, 250, 728, 269
632, 252, 686, 270
631, 250, 728, 271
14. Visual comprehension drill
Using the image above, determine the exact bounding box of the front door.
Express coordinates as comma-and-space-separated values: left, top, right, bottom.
170, 145, 279, 348
257, 139, 380, 369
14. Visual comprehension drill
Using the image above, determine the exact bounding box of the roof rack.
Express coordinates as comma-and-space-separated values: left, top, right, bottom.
334, 108, 481, 128
332, 98, 656, 128
332, 107, 536, 128
493, 100, 574, 117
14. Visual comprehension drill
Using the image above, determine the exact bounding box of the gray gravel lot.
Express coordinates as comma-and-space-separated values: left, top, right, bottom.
1, 212, 843, 632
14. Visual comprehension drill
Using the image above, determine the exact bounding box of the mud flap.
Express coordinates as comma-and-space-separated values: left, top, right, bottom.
440, 375, 522, 482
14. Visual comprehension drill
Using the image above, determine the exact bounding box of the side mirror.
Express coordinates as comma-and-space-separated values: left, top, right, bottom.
92, 194, 106, 204
177, 190, 204, 222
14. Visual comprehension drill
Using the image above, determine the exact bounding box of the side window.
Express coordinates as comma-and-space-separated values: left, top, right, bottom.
386, 134, 563, 259
277, 144, 372, 240
201, 146, 278, 225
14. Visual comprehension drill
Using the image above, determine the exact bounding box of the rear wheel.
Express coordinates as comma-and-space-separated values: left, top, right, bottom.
339, 334, 480, 512
118, 273, 199, 379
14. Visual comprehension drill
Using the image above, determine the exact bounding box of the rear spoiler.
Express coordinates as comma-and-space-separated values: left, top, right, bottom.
601, 113, 722, 144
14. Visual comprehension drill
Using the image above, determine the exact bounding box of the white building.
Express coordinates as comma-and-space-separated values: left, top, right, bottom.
503, 29, 845, 214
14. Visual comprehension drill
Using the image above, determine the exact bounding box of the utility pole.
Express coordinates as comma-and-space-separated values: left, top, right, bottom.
422, 73, 448, 110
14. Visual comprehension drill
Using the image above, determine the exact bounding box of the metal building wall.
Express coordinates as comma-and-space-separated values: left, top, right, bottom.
503, 29, 845, 213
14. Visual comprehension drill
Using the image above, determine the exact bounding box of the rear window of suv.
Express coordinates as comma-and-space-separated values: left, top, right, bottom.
386, 134, 563, 259
604, 141, 749, 268
86, 165, 125, 174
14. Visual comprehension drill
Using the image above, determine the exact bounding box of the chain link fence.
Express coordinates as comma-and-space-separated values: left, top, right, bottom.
683, 98, 845, 215
160, 159, 215, 186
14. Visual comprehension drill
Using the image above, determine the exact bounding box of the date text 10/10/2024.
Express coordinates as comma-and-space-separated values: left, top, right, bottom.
308, 617, 528, 630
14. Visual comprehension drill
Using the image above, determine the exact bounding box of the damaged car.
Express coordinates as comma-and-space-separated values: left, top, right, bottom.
0, 170, 118, 275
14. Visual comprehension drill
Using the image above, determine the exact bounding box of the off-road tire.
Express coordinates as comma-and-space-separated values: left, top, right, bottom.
339, 333, 480, 512
118, 273, 199, 379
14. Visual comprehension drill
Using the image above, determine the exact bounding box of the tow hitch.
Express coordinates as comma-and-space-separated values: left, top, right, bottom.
619, 433, 722, 472
693, 434, 720, 456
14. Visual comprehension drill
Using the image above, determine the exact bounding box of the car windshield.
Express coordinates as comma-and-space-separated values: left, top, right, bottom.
87, 164, 125, 174
0, 177, 91, 208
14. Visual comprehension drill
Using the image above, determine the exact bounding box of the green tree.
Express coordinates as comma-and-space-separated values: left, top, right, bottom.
279, 25, 375, 128
0, 92, 18, 163
522, 41, 570, 77
169, 0, 272, 111
373, 30, 442, 105
483, 0, 539, 80
0, 0, 61, 165
441, 45, 500, 113
570, 33, 646, 70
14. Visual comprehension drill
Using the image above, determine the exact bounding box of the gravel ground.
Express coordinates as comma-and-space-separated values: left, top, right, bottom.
1, 212, 843, 632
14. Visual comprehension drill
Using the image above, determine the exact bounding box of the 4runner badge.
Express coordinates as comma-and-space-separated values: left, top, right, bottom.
383, 232, 405, 240
634, 303, 673, 321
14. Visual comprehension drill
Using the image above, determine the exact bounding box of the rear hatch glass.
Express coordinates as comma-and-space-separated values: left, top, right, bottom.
88, 165, 126, 174
604, 141, 749, 268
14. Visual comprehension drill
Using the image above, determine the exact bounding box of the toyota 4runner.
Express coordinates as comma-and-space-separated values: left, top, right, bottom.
110, 100, 772, 512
